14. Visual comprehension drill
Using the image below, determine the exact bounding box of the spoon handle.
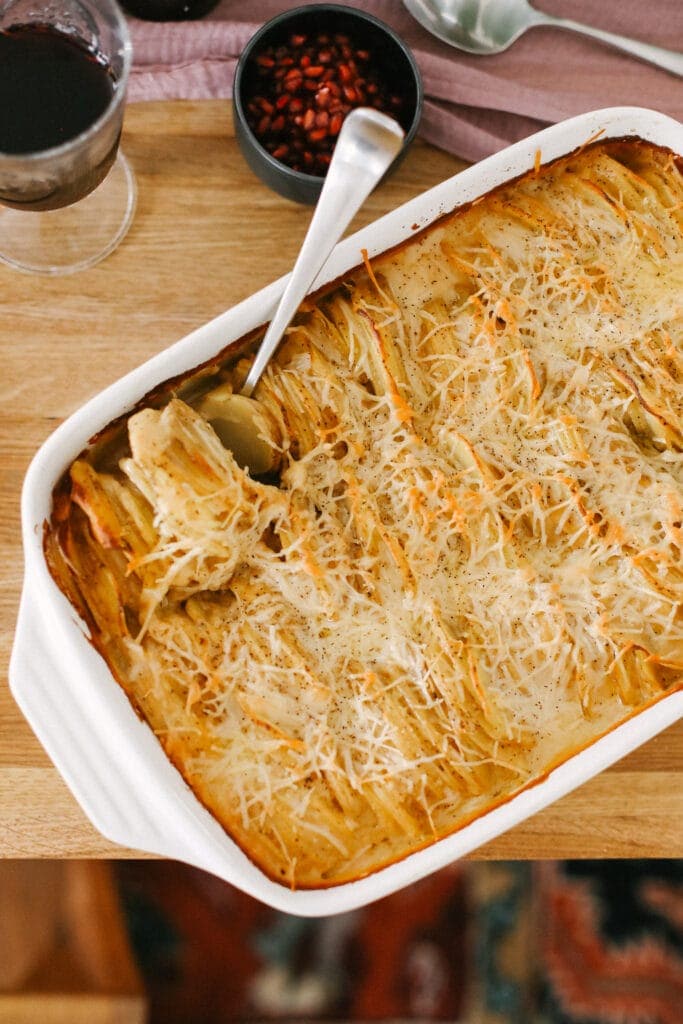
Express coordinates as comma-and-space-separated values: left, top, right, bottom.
241, 109, 404, 397
531, 11, 683, 77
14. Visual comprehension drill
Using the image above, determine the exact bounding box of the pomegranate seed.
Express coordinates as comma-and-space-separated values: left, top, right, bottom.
246, 28, 406, 179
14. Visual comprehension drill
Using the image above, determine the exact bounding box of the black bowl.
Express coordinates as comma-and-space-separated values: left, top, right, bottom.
232, 4, 423, 204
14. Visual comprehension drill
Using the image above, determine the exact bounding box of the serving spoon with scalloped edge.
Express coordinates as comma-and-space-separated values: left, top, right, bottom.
403, 0, 683, 74
194, 107, 405, 477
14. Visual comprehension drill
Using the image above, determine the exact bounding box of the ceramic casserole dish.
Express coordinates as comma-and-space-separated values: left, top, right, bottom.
10, 106, 683, 916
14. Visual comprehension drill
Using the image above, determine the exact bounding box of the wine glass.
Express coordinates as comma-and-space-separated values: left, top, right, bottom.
0, 0, 135, 274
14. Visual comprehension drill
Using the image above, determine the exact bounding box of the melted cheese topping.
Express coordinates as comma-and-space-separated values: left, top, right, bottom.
47, 141, 683, 888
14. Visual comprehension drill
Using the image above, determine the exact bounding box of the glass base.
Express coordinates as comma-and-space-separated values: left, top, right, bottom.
0, 151, 136, 275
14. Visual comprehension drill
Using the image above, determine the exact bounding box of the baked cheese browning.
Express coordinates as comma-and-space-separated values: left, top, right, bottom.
45, 140, 683, 888
120, 400, 287, 630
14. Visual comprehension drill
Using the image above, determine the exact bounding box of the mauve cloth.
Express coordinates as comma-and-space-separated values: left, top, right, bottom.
127, 0, 683, 162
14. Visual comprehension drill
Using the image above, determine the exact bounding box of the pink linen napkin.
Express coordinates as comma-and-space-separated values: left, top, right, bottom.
127, 0, 683, 162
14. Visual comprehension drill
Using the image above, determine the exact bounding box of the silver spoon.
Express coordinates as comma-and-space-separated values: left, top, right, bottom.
196, 108, 405, 475
242, 107, 405, 395
403, 0, 683, 75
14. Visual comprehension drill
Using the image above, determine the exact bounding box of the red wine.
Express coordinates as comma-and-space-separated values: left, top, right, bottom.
0, 24, 118, 211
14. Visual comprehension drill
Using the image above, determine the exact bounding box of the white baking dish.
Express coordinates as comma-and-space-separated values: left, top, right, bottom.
11, 107, 683, 916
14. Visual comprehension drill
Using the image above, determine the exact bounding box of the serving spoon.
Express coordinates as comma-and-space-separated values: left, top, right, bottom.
197, 107, 405, 475
403, 0, 683, 75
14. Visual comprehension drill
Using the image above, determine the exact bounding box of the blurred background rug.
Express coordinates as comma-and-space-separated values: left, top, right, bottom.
115, 858, 683, 1023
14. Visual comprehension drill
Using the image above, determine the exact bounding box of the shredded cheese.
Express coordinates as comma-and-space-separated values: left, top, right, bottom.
46, 140, 683, 889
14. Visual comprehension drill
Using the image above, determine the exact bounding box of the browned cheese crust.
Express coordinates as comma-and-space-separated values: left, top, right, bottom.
45, 141, 683, 888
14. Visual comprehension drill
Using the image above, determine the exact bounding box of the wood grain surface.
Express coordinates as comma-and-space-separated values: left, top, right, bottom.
1, 101, 681, 861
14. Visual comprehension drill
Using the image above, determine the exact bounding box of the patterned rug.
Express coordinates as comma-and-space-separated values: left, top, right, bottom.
116, 859, 683, 1024
535, 861, 683, 1024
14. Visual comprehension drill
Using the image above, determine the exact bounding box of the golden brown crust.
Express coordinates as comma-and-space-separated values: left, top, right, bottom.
46, 141, 683, 888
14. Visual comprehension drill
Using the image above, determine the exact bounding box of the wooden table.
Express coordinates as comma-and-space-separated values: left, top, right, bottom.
2, 101, 682, 861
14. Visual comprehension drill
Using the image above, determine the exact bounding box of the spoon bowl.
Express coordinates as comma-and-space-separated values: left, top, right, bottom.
403, 0, 683, 74
404, 0, 533, 55
196, 386, 282, 476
